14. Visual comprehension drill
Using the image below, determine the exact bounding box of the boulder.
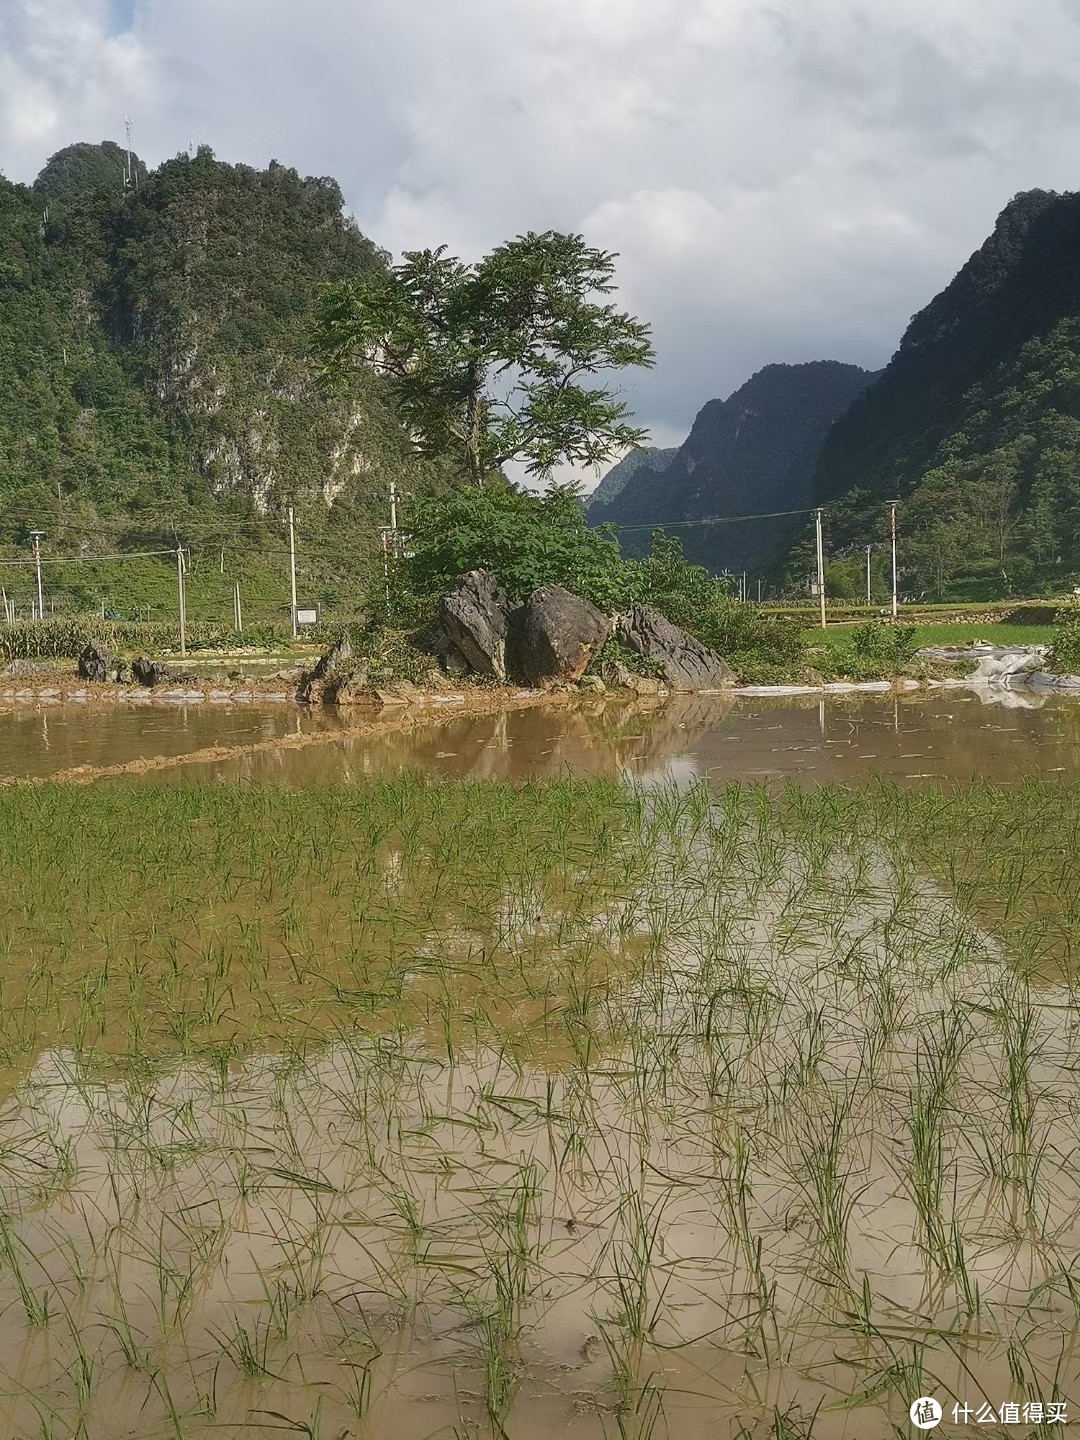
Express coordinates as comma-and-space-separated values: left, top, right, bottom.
615, 605, 735, 691
77, 642, 112, 683
508, 586, 612, 685
297, 632, 365, 704
131, 655, 170, 687
438, 571, 509, 681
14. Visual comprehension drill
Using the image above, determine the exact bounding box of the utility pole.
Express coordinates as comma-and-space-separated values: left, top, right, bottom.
28, 531, 44, 622
176, 545, 187, 657
389, 479, 399, 548
233, 580, 243, 634
757, 578, 763, 603
814, 508, 826, 630
889, 500, 899, 619
741, 570, 747, 603
866, 545, 873, 607
287, 505, 298, 638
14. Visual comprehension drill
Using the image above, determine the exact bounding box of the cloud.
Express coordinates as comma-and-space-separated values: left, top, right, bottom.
5, 0, 1080, 486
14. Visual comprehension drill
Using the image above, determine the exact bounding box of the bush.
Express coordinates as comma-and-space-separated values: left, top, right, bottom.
1049, 602, 1080, 675
850, 621, 919, 670
405, 481, 630, 612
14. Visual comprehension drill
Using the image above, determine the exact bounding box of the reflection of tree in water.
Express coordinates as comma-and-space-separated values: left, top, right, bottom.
18, 689, 1080, 787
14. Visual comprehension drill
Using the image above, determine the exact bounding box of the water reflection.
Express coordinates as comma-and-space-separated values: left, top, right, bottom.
2, 688, 1079, 786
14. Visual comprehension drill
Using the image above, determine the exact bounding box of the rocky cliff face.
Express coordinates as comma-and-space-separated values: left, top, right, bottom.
591, 361, 875, 573
587, 446, 677, 510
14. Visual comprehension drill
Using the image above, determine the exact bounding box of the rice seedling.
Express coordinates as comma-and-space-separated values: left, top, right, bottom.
0, 773, 1075, 1435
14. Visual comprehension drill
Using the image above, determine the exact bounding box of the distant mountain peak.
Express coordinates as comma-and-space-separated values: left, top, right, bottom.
590, 360, 875, 573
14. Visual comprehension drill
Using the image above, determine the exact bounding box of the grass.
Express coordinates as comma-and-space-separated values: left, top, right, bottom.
806, 621, 1056, 651
0, 774, 1078, 1436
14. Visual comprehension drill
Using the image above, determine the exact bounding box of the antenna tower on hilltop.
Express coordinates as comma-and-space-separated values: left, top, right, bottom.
123, 116, 137, 190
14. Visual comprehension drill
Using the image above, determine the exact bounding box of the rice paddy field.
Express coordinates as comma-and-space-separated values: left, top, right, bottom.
807, 623, 1056, 654
1, 765, 1080, 1439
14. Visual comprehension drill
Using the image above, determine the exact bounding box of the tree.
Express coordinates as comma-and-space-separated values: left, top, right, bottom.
314, 231, 655, 485
404, 480, 630, 610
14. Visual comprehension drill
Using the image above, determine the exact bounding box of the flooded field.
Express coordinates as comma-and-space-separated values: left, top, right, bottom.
0, 776, 1078, 1437
1, 692, 1079, 1437
1, 687, 1080, 785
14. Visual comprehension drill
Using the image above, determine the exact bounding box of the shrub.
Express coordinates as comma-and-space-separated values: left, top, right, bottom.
1048, 602, 1080, 675
850, 621, 919, 670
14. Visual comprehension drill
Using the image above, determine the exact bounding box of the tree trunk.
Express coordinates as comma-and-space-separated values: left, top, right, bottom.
465, 363, 484, 486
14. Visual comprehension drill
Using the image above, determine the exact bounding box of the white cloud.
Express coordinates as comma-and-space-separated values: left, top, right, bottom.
4, 0, 1080, 462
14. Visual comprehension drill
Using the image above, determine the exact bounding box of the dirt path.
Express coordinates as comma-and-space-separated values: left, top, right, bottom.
0, 687, 576, 788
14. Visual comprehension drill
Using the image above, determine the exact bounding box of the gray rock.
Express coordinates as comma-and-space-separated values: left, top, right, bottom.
1, 659, 58, 678
132, 655, 170, 687
77, 641, 113, 683
438, 571, 509, 681
615, 604, 735, 691
298, 632, 369, 704
608, 660, 664, 696
429, 625, 471, 678
578, 674, 606, 692
509, 586, 611, 685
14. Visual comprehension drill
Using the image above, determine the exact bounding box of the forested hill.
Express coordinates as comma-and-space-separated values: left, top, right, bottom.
810, 189, 1080, 597
0, 141, 418, 561
590, 361, 875, 573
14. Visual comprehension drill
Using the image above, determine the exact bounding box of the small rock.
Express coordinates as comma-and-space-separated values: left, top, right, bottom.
608, 660, 663, 696
132, 655, 170, 687
298, 633, 366, 704
578, 674, 606, 692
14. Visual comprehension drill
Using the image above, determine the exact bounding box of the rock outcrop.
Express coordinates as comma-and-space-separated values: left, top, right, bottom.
615, 605, 735, 691
298, 633, 368, 705
77, 641, 112, 682
509, 586, 611, 685
438, 571, 509, 681
131, 655, 170, 687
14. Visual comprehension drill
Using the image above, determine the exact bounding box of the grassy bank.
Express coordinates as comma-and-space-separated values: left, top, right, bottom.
806, 620, 1056, 653
0, 775, 1078, 1437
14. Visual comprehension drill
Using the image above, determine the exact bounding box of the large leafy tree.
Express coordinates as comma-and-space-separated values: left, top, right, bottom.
314, 231, 655, 485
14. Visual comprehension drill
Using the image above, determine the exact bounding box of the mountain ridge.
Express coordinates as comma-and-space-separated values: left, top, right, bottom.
591, 360, 876, 574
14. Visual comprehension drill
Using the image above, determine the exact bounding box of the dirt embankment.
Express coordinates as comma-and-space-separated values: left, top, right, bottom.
0, 685, 582, 788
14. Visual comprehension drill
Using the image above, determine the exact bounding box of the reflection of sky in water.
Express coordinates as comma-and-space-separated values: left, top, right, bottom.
2, 689, 1079, 786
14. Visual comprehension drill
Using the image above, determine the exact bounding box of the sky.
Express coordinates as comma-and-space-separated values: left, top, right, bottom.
4, 0, 1080, 487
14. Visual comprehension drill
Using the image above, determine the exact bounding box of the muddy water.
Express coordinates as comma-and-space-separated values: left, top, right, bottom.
0, 701, 342, 779
3, 686, 1078, 784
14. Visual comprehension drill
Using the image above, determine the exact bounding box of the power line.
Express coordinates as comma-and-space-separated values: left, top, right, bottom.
606, 506, 815, 534
0, 548, 178, 568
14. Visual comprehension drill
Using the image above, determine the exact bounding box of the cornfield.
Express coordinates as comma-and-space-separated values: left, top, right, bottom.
0, 618, 290, 662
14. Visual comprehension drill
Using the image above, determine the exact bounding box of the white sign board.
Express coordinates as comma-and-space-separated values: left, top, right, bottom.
295, 607, 319, 626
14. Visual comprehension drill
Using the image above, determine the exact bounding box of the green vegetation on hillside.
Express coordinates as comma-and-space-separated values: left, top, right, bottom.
0, 141, 426, 604
592, 361, 875, 575
809, 190, 1080, 599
